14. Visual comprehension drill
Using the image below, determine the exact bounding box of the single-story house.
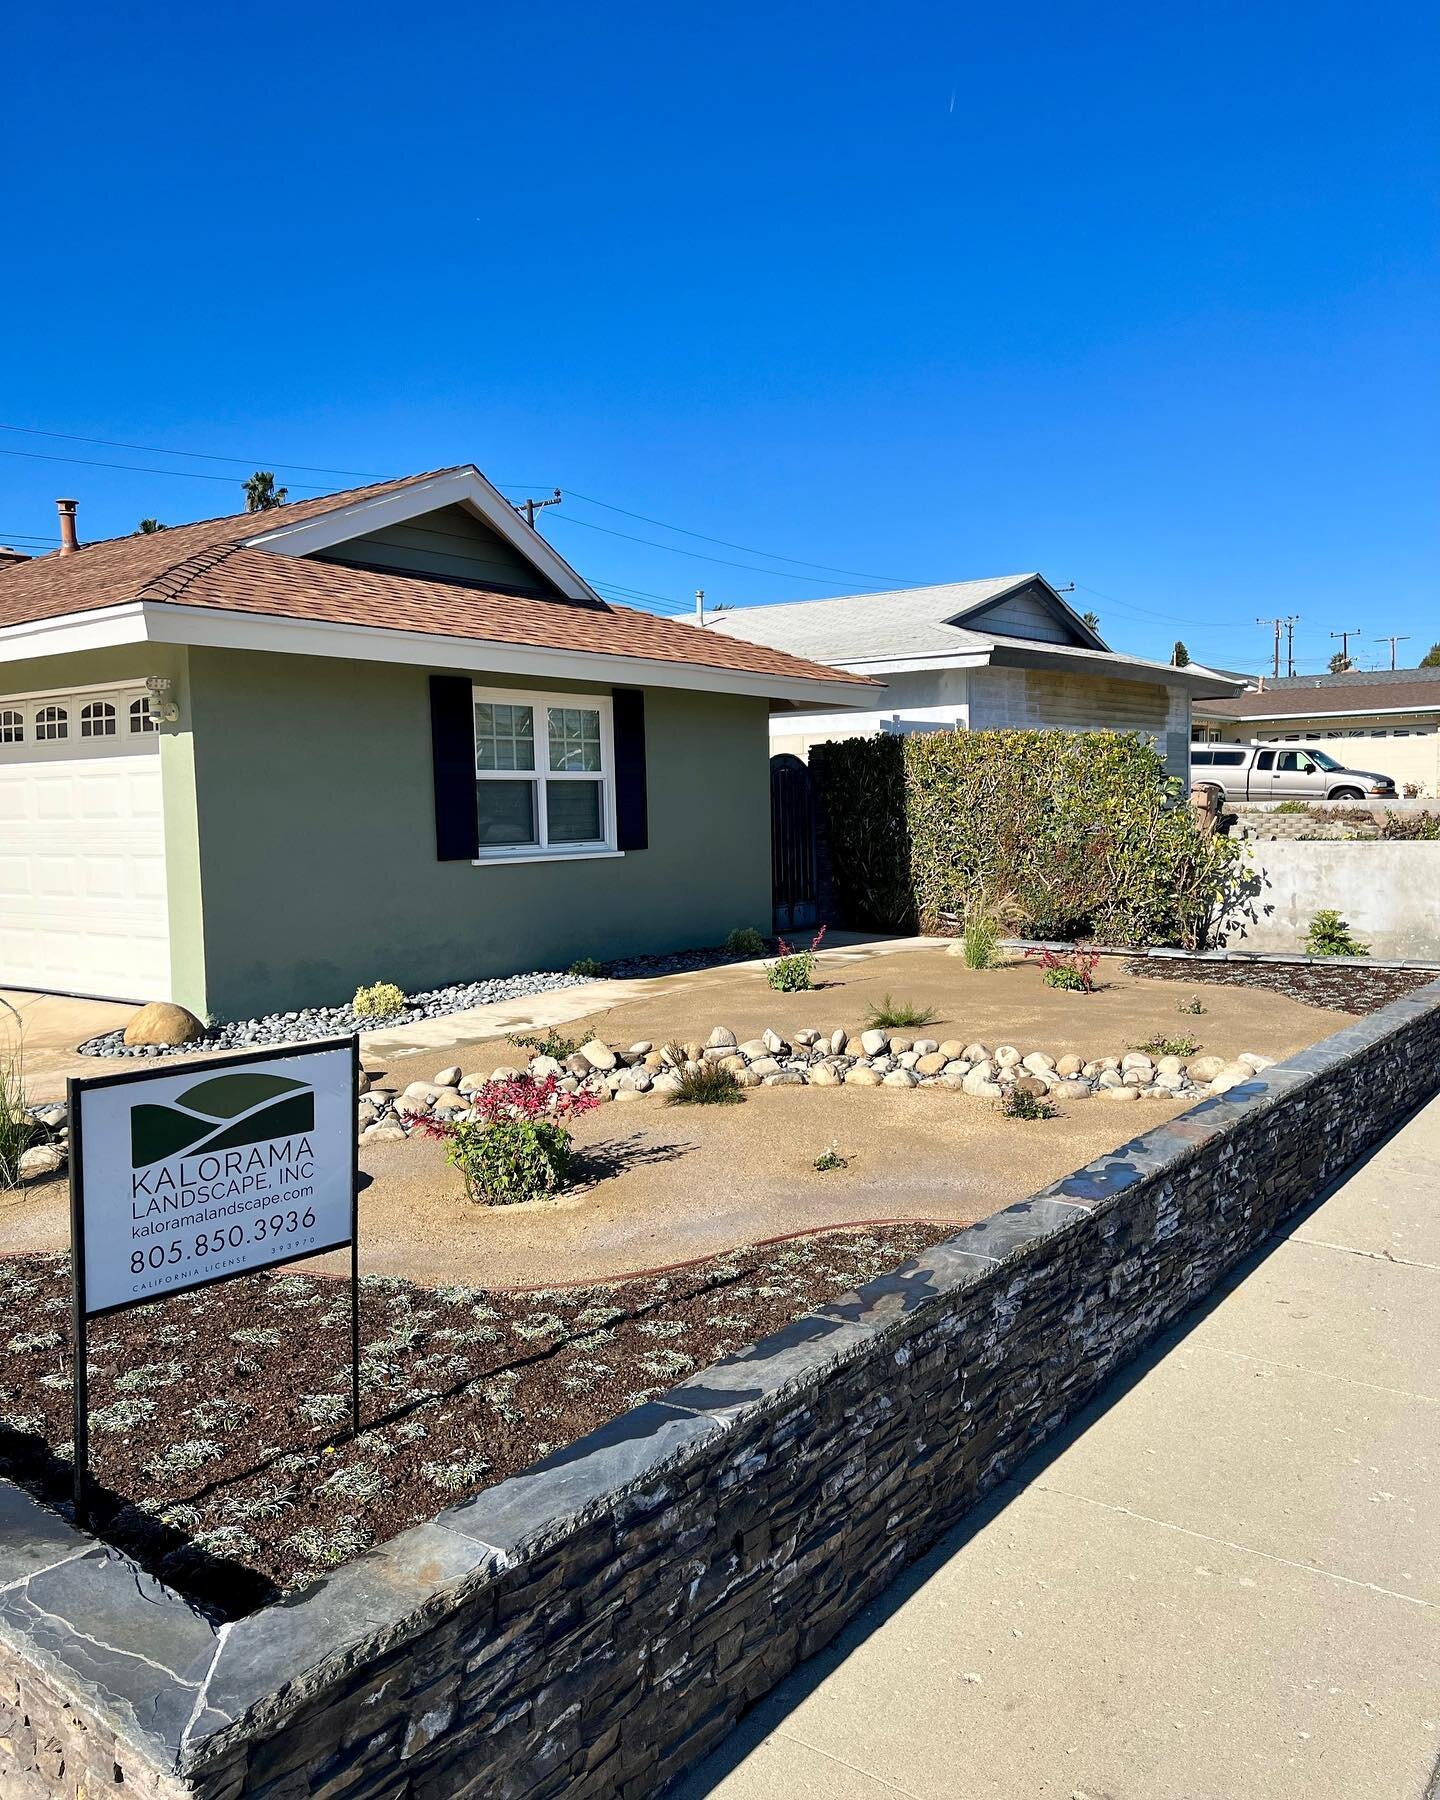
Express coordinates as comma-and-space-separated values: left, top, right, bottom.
706, 574, 1243, 778
1194, 666, 1440, 796
0, 467, 873, 1016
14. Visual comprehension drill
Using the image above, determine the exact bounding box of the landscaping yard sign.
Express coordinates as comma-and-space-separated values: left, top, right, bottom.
67, 1038, 360, 1524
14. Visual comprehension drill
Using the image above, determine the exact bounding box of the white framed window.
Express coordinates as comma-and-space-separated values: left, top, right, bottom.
35, 705, 68, 741
0, 709, 22, 744
81, 701, 117, 738
129, 695, 158, 733
470, 687, 616, 862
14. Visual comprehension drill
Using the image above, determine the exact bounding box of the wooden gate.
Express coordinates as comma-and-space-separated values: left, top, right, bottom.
770, 753, 818, 933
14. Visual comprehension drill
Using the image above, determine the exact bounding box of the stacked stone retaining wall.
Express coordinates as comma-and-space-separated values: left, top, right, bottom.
4, 981, 1440, 1799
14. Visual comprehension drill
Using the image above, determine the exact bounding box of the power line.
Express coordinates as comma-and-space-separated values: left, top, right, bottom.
561, 488, 924, 585
0, 444, 339, 492
1074, 581, 1255, 630
0, 423, 381, 480
546, 510, 900, 589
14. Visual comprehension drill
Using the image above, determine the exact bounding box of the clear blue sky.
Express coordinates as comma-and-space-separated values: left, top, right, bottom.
3, 0, 1436, 672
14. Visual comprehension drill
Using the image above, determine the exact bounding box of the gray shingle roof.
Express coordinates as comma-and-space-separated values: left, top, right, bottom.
705, 576, 1038, 663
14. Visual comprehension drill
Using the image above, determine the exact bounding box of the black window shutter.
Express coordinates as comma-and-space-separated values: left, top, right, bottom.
612, 688, 648, 851
429, 675, 479, 861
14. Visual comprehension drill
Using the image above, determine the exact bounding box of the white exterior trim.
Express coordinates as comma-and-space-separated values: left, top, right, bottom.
239, 467, 601, 603
0, 602, 874, 708
469, 684, 618, 861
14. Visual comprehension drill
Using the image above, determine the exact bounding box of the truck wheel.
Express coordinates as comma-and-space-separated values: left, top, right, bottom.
1329, 786, 1363, 800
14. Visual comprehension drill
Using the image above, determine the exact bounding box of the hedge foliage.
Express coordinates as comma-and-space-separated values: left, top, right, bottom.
812, 729, 1242, 949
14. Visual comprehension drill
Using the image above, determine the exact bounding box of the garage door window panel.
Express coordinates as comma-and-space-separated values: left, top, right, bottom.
35, 706, 67, 742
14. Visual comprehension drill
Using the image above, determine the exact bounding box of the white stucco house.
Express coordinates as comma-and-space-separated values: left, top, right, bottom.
707, 574, 1243, 779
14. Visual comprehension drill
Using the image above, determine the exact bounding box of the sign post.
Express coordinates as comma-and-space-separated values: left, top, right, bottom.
68, 1037, 359, 1528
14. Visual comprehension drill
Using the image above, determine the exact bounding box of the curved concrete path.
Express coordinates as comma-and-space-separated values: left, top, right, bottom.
676, 1094, 1440, 1800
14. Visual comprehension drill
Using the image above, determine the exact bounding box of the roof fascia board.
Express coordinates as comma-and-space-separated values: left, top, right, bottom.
240, 468, 601, 603
984, 640, 1242, 695
130, 602, 876, 706
0, 602, 149, 664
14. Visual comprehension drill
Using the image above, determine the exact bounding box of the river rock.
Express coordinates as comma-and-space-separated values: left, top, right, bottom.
915, 1052, 948, 1076
859, 1028, 888, 1056
938, 1040, 966, 1060
830, 1028, 849, 1055
994, 1045, 1021, 1069
1188, 1055, 1226, 1083
123, 1001, 206, 1048
1104, 1085, 1139, 1101
1057, 1054, 1085, 1077
1022, 1052, 1057, 1074
579, 1039, 617, 1071
18, 1143, 64, 1181
706, 1026, 737, 1050
883, 1069, 918, 1087
845, 1066, 883, 1086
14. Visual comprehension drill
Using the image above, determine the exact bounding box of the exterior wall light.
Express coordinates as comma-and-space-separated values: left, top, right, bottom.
145, 674, 181, 725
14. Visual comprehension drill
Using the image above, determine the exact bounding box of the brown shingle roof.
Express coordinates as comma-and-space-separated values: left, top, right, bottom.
0, 469, 870, 691
1199, 681, 1440, 719
0, 470, 461, 627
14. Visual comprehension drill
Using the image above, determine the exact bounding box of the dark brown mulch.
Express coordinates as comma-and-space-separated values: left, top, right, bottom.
1122, 957, 1437, 1015
0, 1223, 949, 1620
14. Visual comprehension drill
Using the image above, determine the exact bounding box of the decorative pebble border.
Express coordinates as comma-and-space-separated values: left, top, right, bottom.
74, 970, 593, 1061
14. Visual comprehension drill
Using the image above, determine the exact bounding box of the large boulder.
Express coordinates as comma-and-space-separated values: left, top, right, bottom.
123, 1002, 205, 1048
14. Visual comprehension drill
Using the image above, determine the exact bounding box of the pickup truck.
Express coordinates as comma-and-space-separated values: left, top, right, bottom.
1190, 741, 1397, 802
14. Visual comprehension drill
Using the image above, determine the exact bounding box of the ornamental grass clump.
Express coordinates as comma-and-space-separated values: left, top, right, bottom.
666, 1063, 744, 1106
0, 998, 36, 1190
766, 924, 826, 992
416, 1072, 600, 1205
961, 912, 1001, 969
863, 994, 938, 1029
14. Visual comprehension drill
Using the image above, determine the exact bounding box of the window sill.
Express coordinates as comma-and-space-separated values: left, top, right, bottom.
470, 848, 624, 868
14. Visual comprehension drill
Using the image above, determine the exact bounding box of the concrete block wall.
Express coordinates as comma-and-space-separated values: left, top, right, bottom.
3, 981, 1440, 1799
1221, 840, 1440, 960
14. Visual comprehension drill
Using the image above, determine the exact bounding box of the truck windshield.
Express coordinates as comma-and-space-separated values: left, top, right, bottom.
1306, 749, 1343, 770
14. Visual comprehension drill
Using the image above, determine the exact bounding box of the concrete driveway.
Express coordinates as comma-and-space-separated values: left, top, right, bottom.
1, 989, 137, 1103
677, 1095, 1440, 1800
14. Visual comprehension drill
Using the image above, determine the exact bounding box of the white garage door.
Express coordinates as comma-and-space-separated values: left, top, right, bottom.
0, 686, 171, 1001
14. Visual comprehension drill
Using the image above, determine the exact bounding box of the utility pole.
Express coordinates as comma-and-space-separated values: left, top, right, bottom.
694, 589, 705, 626
516, 488, 562, 529
1329, 627, 1362, 668
1284, 615, 1299, 678
1375, 635, 1410, 671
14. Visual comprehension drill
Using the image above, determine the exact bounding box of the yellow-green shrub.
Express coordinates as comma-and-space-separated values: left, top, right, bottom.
351, 981, 407, 1020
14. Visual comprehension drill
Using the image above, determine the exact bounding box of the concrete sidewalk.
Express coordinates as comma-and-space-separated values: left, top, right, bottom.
677, 1096, 1440, 1800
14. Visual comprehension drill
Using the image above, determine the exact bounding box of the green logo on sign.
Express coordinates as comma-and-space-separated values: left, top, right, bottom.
130, 1072, 316, 1169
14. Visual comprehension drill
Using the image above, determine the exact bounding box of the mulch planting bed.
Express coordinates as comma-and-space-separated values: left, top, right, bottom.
1123, 957, 1436, 1015
0, 1222, 948, 1620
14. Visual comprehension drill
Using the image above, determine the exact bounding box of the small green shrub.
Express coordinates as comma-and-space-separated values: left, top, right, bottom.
1001, 1087, 1058, 1121
961, 913, 1000, 969
352, 981, 406, 1021
445, 1116, 575, 1204
1177, 996, 1206, 1015
1273, 800, 1310, 814
1136, 1034, 1201, 1058
666, 1064, 744, 1106
766, 925, 827, 992
1304, 910, 1371, 958
1027, 947, 1101, 992
567, 956, 603, 978
863, 994, 938, 1029
513, 1030, 580, 1061
813, 1142, 848, 1172
725, 926, 768, 957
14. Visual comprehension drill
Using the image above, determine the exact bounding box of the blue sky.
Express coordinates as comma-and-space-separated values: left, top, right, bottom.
3, 0, 1436, 672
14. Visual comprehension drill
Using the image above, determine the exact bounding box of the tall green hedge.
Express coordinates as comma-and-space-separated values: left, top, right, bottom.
811, 729, 1241, 949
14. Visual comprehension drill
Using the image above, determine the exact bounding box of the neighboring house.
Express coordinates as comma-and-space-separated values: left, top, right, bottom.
1194, 667, 1440, 796
707, 575, 1242, 778
0, 466, 872, 1015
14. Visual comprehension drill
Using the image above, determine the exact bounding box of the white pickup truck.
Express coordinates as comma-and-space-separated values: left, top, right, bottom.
1190, 741, 1397, 801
